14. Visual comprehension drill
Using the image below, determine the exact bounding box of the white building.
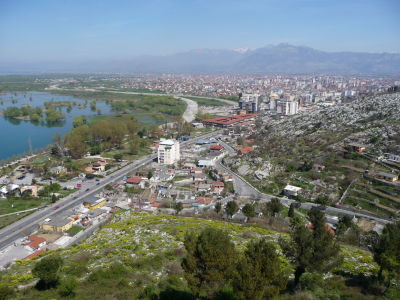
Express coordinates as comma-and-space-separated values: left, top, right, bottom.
276, 99, 299, 115
283, 184, 302, 197
158, 139, 180, 165
239, 93, 259, 113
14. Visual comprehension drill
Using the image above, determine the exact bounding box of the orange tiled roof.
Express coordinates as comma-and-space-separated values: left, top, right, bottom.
24, 249, 46, 260
240, 146, 254, 154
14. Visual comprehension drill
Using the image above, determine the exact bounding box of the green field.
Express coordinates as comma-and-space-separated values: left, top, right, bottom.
185, 96, 229, 107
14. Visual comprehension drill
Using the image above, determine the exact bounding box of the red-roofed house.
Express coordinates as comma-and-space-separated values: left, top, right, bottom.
195, 197, 214, 205
306, 223, 335, 236
24, 249, 46, 260
25, 235, 46, 251
210, 144, 224, 151
211, 181, 225, 194
239, 146, 254, 155
126, 177, 145, 188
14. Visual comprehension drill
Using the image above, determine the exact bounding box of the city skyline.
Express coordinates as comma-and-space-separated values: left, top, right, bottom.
1, 0, 400, 64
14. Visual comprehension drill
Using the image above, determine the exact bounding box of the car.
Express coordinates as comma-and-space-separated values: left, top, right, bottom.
86, 188, 90, 191
97, 183, 100, 185
73, 196, 77, 199
95, 179, 100, 182
53, 205, 60, 210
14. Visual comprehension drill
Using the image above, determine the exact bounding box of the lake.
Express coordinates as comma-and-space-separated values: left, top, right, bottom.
0, 91, 112, 161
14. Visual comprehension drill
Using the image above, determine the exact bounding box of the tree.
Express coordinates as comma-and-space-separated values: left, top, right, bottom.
315, 195, 329, 207
234, 239, 288, 299
52, 133, 65, 158
72, 115, 87, 128
288, 203, 295, 218
225, 200, 238, 218
66, 131, 87, 159
335, 215, 353, 236
51, 194, 57, 203
241, 204, 255, 218
58, 276, 78, 297
113, 153, 123, 161
174, 202, 183, 215
147, 170, 153, 180
280, 210, 341, 289
182, 228, 237, 297
214, 202, 222, 214
262, 198, 282, 217
370, 221, 400, 284
128, 139, 140, 155
32, 255, 63, 289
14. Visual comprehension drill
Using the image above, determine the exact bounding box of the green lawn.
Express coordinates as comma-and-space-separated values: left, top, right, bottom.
67, 225, 84, 236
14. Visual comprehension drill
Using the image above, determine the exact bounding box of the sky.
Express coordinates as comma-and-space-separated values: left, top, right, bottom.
0, 0, 399, 63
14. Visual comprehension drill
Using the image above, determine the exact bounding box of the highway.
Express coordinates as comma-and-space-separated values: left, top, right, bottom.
0, 129, 222, 250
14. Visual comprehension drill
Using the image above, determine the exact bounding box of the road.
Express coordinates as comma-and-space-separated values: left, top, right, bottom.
215, 140, 391, 224
0, 129, 222, 250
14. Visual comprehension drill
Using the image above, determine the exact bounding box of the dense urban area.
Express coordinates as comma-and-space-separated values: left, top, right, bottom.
0, 74, 399, 300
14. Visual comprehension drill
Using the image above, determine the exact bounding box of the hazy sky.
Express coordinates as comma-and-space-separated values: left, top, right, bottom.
0, 0, 399, 62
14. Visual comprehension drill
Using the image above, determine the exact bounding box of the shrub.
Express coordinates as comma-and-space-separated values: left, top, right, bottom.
58, 276, 78, 298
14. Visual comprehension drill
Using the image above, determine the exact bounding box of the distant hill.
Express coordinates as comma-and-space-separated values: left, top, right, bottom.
2, 44, 400, 75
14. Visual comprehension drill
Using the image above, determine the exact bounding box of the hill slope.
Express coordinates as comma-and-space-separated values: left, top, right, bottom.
228, 92, 400, 216
0, 212, 376, 299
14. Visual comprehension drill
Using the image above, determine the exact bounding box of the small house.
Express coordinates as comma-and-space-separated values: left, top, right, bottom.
25, 235, 46, 251
376, 172, 398, 182
313, 164, 326, 172
347, 143, 367, 153
211, 181, 225, 194
125, 176, 145, 188
239, 146, 254, 155
283, 184, 302, 197
50, 166, 67, 175
83, 198, 107, 210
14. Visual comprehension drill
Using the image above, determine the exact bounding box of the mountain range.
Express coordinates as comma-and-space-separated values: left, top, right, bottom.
2, 44, 400, 75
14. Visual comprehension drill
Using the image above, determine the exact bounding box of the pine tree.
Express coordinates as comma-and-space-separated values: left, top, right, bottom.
370, 221, 400, 284
214, 202, 222, 214
234, 239, 288, 299
182, 228, 237, 297
242, 203, 255, 218
225, 201, 238, 218
288, 203, 295, 218
280, 210, 341, 289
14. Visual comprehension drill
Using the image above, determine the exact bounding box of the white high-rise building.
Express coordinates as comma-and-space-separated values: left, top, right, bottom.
239, 93, 259, 113
276, 99, 298, 115
158, 139, 180, 165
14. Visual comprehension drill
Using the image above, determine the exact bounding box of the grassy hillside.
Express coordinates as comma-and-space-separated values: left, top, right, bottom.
0, 212, 381, 299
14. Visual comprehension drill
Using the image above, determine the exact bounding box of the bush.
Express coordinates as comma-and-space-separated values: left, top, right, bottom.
0, 284, 14, 300
299, 273, 324, 291
58, 276, 78, 298
32, 255, 63, 290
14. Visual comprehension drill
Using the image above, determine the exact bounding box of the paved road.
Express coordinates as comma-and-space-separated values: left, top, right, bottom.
0, 130, 223, 250
215, 152, 391, 225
